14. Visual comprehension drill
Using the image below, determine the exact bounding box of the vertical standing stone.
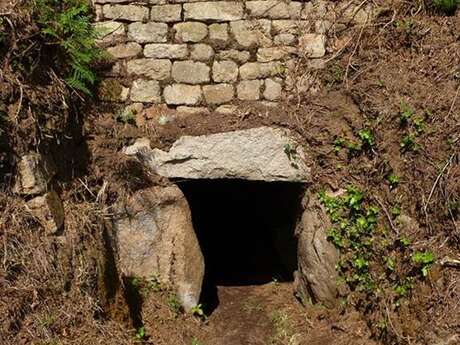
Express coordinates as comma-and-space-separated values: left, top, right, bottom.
115, 186, 205, 311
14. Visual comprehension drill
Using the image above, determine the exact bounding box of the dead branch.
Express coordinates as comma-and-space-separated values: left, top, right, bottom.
424, 153, 455, 213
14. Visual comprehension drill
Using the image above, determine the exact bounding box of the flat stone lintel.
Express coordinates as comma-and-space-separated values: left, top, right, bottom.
124, 127, 311, 183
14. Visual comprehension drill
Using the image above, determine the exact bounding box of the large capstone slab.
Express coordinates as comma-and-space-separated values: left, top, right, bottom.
124, 126, 311, 182
114, 185, 204, 311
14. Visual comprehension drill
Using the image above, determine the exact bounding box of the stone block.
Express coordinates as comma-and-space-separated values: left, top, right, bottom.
164, 84, 202, 105
103, 5, 149, 21
13, 153, 55, 195
230, 20, 272, 48
246, 1, 302, 19
272, 20, 305, 34
150, 4, 182, 22
128, 22, 168, 43
95, 0, 130, 3
274, 33, 296, 45
237, 80, 262, 100
299, 33, 326, 58
315, 20, 332, 34
172, 61, 210, 84
95, 5, 103, 21
94, 21, 125, 45
184, 2, 244, 21
215, 104, 237, 114
144, 44, 188, 59
174, 22, 208, 43
239, 62, 284, 80
107, 42, 142, 59
209, 23, 228, 46
190, 44, 214, 61
217, 49, 250, 64
98, 79, 129, 101
27, 191, 64, 235
127, 59, 172, 80
203, 84, 234, 104
212, 60, 238, 83
263, 78, 282, 100
257, 46, 296, 62
130, 79, 161, 103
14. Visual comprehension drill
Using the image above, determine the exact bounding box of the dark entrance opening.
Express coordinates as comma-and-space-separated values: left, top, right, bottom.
177, 179, 305, 312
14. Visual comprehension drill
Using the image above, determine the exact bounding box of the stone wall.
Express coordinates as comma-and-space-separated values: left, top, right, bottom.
92, 0, 355, 113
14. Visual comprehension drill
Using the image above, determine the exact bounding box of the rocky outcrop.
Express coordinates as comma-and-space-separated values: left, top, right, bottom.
13, 153, 55, 195
15, 153, 65, 234
26, 191, 65, 234
114, 185, 204, 311
295, 192, 340, 306
124, 127, 311, 182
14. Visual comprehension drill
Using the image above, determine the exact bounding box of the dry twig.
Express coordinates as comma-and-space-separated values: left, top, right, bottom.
424, 153, 455, 213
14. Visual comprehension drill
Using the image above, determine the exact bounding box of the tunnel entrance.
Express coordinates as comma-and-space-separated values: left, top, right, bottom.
177, 179, 305, 312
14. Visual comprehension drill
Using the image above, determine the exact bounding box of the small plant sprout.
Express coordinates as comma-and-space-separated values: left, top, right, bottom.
115, 109, 136, 125
190, 304, 206, 319
412, 116, 425, 134
400, 134, 418, 152
394, 278, 414, 306
397, 236, 411, 248
391, 205, 401, 218
135, 326, 146, 340
146, 275, 163, 292
191, 337, 203, 345
167, 294, 182, 315
283, 143, 299, 169
387, 174, 400, 189
358, 129, 375, 148
333, 137, 346, 153
411, 251, 435, 277
130, 276, 141, 287
386, 256, 396, 271
399, 100, 415, 125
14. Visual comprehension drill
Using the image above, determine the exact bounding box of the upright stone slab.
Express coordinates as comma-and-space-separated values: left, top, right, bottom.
294, 191, 340, 306
124, 127, 311, 182
115, 185, 205, 311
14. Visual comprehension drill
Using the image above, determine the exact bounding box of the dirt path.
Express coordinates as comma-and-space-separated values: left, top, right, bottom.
201, 282, 304, 345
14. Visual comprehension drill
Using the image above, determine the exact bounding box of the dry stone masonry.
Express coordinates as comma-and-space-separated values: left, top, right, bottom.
92, 0, 362, 111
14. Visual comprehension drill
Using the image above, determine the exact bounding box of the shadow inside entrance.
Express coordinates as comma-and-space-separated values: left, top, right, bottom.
177, 179, 305, 314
